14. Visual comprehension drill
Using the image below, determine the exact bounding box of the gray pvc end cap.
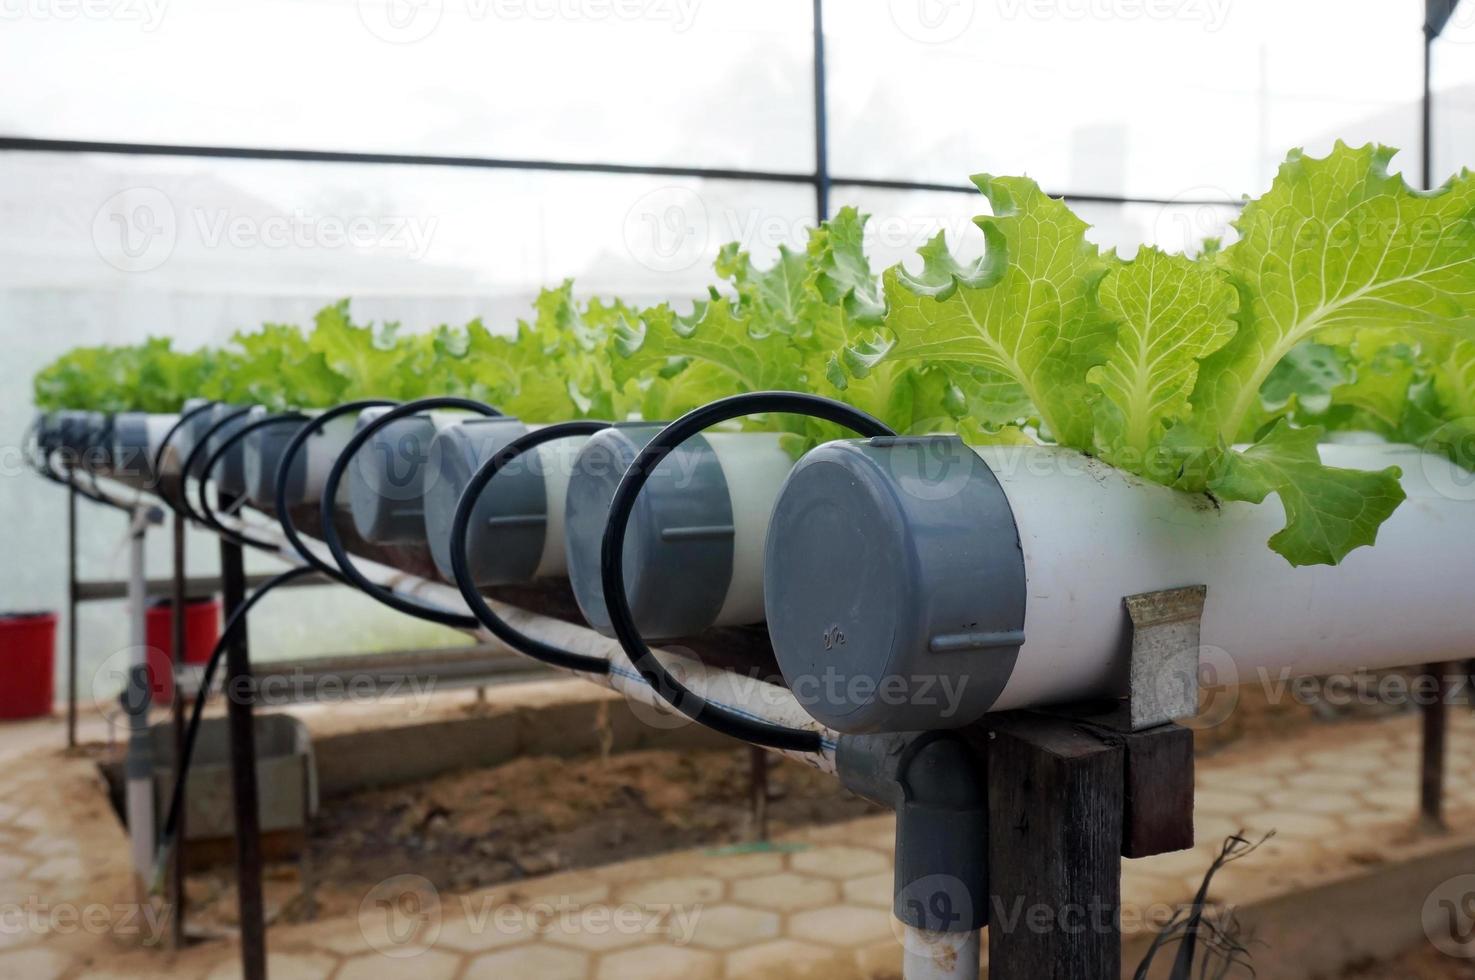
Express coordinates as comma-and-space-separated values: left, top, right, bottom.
206, 404, 252, 494
245, 420, 307, 508
178, 400, 217, 478
423, 418, 541, 587
80, 411, 113, 469
348, 410, 437, 545
564, 424, 735, 640
763, 436, 1026, 734
112, 412, 153, 481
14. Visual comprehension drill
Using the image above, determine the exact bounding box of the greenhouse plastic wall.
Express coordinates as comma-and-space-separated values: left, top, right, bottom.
0, 0, 1435, 697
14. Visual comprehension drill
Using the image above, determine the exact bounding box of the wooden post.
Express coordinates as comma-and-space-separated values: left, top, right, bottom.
987, 714, 1125, 979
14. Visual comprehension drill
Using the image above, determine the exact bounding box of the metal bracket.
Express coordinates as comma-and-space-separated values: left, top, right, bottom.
1121, 585, 1207, 731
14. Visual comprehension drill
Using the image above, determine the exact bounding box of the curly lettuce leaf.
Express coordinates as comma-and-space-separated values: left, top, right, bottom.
1192, 142, 1475, 443
878, 175, 1114, 448
1088, 247, 1237, 471
1208, 420, 1407, 566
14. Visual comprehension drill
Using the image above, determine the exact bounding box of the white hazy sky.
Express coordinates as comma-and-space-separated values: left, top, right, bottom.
0, 0, 1454, 302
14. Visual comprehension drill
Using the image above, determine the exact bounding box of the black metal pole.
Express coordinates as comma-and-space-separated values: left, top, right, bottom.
811, 0, 830, 223
218, 494, 266, 980
66, 481, 78, 748
1418, 23, 1449, 831
170, 512, 188, 948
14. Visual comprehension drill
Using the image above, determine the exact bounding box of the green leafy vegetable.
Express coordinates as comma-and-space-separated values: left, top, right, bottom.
31, 143, 1475, 566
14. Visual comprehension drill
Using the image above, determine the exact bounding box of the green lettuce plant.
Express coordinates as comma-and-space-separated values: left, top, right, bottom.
32, 142, 1475, 566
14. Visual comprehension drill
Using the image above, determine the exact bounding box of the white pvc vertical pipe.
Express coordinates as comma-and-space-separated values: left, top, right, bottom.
125, 512, 155, 887
902, 927, 980, 980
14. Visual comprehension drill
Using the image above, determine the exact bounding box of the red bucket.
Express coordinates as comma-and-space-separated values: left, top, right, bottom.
146, 597, 221, 667
0, 612, 57, 720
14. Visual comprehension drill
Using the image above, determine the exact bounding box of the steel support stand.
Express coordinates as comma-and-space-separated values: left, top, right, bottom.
1420, 664, 1450, 830
169, 511, 188, 949
219, 492, 267, 980
66, 481, 79, 748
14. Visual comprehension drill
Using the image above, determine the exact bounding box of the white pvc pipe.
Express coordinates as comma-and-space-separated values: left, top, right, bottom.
902, 927, 980, 980
706, 432, 797, 625
143, 414, 178, 477
529, 433, 583, 577
125, 516, 155, 886
242, 412, 358, 509
983, 442, 1474, 710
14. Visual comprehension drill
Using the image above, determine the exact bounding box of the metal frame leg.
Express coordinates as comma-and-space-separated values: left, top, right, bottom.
66, 483, 78, 748
219, 507, 267, 980
170, 511, 188, 948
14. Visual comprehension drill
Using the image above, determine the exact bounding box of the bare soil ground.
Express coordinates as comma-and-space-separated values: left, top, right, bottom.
185, 744, 880, 927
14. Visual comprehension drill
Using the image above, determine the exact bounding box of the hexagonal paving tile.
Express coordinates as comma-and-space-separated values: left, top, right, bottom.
545, 906, 655, 953
841, 872, 893, 909
731, 872, 837, 912
1303, 750, 1384, 773
597, 944, 719, 980
1244, 810, 1344, 840
303, 919, 376, 957
434, 907, 540, 954
1264, 789, 1358, 815
1283, 770, 1371, 793
335, 948, 461, 980
0, 946, 70, 980
699, 850, 785, 880
1361, 787, 1420, 812
619, 875, 724, 907
1191, 789, 1258, 818
789, 905, 895, 947
465, 943, 589, 980
854, 938, 904, 978
725, 938, 841, 978
204, 951, 337, 980
26, 856, 83, 883
684, 904, 780, 951
790, 846, 889, 880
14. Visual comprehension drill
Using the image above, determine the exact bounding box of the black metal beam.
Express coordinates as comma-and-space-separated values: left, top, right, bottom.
0, 136, 1239, 210
811, 0, 831, 223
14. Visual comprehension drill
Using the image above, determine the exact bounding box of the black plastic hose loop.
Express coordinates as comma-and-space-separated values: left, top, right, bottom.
273, 399, 397, 577
158, 563, 322, 852
450, 420, 612, 674
319, 397, 502, 628
599, 391, 895, 753
197, 412, 308, 551
149, 400, 218, 497
177, 405, 255, 528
